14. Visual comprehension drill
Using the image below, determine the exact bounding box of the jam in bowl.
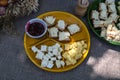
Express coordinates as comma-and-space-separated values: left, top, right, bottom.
25, 18, 47, 38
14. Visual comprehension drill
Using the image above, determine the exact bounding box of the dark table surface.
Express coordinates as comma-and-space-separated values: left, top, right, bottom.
0, 0, 120, 80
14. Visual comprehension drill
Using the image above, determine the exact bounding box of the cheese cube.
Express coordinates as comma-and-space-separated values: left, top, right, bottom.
58, 47, 63, 52
75, 53, 82, 60
65, 44, 72, 50
56, 60, 61, 68
46, 54, 51, 59
68, 49, 77, 58
66, 60, 72, 66
82, 49, 87, 54
43, 55, 49, 61
47, 61, 54, 69
31, 46, 38, 53
51, 57, 57, 61
62, 52, 68, 59
52, 44, 58, 50
41, 59, 48, 67
55, 43, 61, 48
60, 61, 65, 67
52, 48, 58, 56
35, 51, 44, 60
48, 52, 54, 57
57, 55, 62, 60
48, 46, 53, 52
41, 45, 47, 52
67, 24, 80, 35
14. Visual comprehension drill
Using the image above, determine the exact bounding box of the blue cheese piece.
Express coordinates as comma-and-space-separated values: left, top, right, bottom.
31, 46, 38, 53
35, 51, 44, 60
40, 45, 47, 52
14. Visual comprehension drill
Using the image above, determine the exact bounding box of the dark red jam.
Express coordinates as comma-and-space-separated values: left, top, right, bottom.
27, 22, 45, 36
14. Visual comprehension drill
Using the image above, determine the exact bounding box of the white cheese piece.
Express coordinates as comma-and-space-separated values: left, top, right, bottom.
57, 20, 66, 31
51, 57, 57, 61
46, 54, 51, 59
60, 61, 65, 67
35, 51, 44, 60
56, 60, 61, 68
40, 45, 47, 52
52, 48, 58, 56
47, 61, 54, 69
41, 59, 48, 67
55, 43, 61, 48
67, 24, 80, 35
48, 52, 54, 57
43, 55, 49, 61
48, 27, 58, 38
58, 47, 63, 52
31, 46, 38, 53
48, 46, 53, 52
57, 55, 62, 60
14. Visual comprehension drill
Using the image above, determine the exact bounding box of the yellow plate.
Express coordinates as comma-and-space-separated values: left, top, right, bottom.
24, 11, 90, 72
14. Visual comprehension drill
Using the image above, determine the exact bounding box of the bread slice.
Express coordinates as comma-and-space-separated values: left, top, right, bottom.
48, 27, 58, 38
109, 13, 119, 23
58, 31, 70, 41
99, 3, 107, 11
99, 10, 108, 20
93, 20, 104, 28
57, 20, 66, 31
105, 0, 115, 4
91, 10, 99, 20
108, 3, 117, 13
67, 24, 80, 35
44, 16, 56, 26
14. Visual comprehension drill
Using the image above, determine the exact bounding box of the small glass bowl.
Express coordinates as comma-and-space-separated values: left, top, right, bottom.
25, 18, 48, 38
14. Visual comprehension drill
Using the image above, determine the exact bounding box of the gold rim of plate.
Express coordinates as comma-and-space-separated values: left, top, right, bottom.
24, 11, 91, 72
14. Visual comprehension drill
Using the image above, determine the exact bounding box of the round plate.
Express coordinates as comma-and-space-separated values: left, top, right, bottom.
87, 0, 120, 46
24, 11, 90, 72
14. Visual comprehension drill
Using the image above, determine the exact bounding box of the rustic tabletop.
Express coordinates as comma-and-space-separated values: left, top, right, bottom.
0, 0, 120, 80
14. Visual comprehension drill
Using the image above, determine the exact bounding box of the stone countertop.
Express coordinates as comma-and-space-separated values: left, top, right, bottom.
0, 0, 120, 80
